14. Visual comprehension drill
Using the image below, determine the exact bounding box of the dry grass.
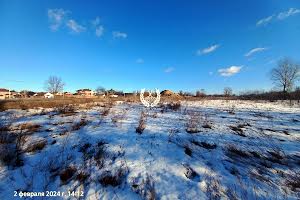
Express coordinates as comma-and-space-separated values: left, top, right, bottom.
0, 98, 107, 111
56, 105, 76, 116
131, 174, 156, 200
71, 119, 88, 131
284, 171, 300, 192
186, 111, 202, 134
191, 140, 217, 150
60, 166, 77, 185
136, 111, 146, 134
0, 144, 18, 167
76, 170, 90, 184
24, 138, 47, 153
99, 166, 127, 187
226, 145, 251, 159
184, 164, 199, 180
18, 123, 41, 134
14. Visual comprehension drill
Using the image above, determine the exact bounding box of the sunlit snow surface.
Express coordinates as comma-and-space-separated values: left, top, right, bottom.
0, 100, 299, 200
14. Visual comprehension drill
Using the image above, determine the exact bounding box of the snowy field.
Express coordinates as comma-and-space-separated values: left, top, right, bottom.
0, 100, 299, 200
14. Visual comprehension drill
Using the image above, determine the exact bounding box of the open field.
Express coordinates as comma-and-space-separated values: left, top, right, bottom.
0, 100, 299, 199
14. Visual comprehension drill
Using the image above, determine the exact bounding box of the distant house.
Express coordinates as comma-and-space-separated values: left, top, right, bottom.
64, 92, 73, 97
44, 92, 54, 99
19, 90, 36, 98
33, 92, 46, 98
76, 89, 95, 97
0, 88, 17, 99
55, 92, 64, 96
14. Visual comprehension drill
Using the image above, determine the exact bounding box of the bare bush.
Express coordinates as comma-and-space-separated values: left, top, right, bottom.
71, 119, 88, 131
76, 170, 90, 184
183, 164, 199, 180
191, 140, 217, 150
205, 176, 223, 200
136, 111, 146, 134
226, 145, 251, 160
186, 111, 201, 134
56, 105, 76, 116
23, 138, 47, 153
99, 166, 127, 187
131, 174, 156, 200
284, 170, 300, 192
0, 144, 18, 167
17, 123, 41, 134
94, 141, 107, 168
60, 166, 77, 185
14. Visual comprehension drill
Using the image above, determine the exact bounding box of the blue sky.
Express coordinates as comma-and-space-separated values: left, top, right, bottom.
0, 0, 300, 94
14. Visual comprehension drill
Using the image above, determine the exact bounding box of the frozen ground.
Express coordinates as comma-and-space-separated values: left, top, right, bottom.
0, 100, 299, 200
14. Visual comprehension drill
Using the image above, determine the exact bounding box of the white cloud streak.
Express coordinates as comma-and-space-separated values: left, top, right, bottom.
218, 66, 242, 77
256, 15, 273, 26
197, 44, 220, 55
112, 31, 127, 39
244, 47, 268, 57
48, 8, 68, 31
66, 19, 86, 33
257, 8, 300, 27
277, 8, 300, 20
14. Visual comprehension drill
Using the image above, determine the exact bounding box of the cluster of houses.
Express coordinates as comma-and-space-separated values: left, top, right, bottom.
0, 88, 124, 100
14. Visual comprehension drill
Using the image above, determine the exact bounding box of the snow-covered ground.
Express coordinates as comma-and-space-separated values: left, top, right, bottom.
0, 100, 299, 200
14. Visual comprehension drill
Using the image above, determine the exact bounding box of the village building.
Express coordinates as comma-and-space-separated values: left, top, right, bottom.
44, 92, 54, 99
0, 88, 17, 99
76, 89, 95, 97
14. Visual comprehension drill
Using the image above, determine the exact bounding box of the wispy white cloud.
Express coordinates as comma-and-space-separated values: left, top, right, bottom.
197, 44, 220, 55
136, 58, 144, 64
66, 19, 86, 33
256, 15, 273, 26
277, 8, 300, 20
257, 8, 300, 27
91, 17, 104, 37
244, 47, 268, 57
92, 17, 101, 26
218, 66, 242, 77
112, 31, 127, 39
47, 8, 68, 31
95, 26, 104, 37
164, 67, 175, 73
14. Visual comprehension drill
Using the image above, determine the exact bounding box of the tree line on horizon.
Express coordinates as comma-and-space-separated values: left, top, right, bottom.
20, 58, 300, 100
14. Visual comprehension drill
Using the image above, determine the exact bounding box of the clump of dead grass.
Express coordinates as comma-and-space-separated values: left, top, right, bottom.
186, 111, 201, 134
60, 166, 77, 185
191, 140, 217, 150
71, 119, 88, 131
99, 165, 128, 187
131, 174, 156, 200
136, 111, 147, 134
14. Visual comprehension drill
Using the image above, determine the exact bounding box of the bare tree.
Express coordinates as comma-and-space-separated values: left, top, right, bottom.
224, 87, 233, 97
196, 89, 206, 97
271, 58, 300, 93
44, 76, 65, 94
95, 86, 106, 96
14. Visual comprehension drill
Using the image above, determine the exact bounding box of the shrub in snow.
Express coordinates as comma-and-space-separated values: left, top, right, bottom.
60, 166, 77, 185
99, 166, 127, 187
136, 111, 146, 134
